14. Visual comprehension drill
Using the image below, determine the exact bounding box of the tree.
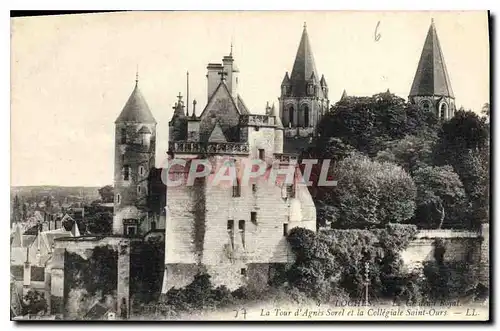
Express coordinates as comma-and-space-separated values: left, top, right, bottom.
481, 102, 490, 117
12, 195, 21, 224
376, 134, 436, 174
322, 154, 416, 229
22, 290, 48, 316
311, 137, 355, 163
434, 110, 489, 164
433, 110, 490, 227
413, 166, 466, 229
98, 185, 114, 203
318, 91, 439, 157
453, 149, 489, 227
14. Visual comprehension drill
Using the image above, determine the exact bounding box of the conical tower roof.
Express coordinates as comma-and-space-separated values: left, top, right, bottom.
409, 20, 454, 98
340, 89, 348, 100
115, 81, 157, 124
281, 72, 290, 86
289, 23, 319, 97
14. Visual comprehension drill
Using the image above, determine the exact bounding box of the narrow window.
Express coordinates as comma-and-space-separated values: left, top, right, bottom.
227, 220, 234, 249
252, 184, 257, 193
137, 186, 141, 194
151, 221, 156, 231
289, 106, 295, 126
116, 194, 121, 204
232, 178, 241, 197
304, 105, 309, 127
283, 223, 289, 236
258, 149, 265, 160
251, 212, 257, 224
239, 220, 245, 248
121, 154, 125, 164
121, 128, 127, 144
440, 104, 447, 120
241, 268, 247, 276
123, 165, 130, 181
139, 166, 145, 176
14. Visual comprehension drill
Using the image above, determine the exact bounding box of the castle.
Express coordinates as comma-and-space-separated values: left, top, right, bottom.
110, 20, 458, 291
41, 19, 462, 319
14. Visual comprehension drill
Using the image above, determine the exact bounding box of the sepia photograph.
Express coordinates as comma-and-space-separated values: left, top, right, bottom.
9, 10, 490, 321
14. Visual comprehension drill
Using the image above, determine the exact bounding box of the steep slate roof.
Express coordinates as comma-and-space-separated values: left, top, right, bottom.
236, 95, 250, 115
115, 82, 157, 124
289, 24, 319, 97
340, 89, 348, 100
409, 20, 454, 98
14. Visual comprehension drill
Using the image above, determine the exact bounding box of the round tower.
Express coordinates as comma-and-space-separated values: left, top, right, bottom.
113, 77, 157, 235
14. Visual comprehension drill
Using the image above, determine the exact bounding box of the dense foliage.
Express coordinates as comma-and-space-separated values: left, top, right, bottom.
413, 166, 466, 229
22, 290, 48, 316
319, 154, 416, 229
312, 92, 489, 230
286, 225, 418, 302
317, 92, 438, 157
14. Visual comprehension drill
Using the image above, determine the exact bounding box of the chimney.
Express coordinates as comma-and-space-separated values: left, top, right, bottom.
206, 63, 223, 100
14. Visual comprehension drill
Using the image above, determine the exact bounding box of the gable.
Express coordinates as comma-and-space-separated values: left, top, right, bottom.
208, 123, 228, 142
199, 83, 241, 142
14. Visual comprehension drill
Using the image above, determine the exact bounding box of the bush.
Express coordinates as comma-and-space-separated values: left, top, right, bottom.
423, 260, 476, 300
286, 225, 417, 303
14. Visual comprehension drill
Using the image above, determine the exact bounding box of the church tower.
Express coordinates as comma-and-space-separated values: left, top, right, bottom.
113, 75, 157, 236
279, 23, 329, 153
409, 19, 456, 120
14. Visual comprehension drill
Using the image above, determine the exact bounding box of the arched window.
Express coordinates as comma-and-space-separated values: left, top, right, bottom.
303, 105, 309, 127
137, 185, 141, 194
289, 106, 295, 126
116, 194, 121, 204
440, 103, 447, 120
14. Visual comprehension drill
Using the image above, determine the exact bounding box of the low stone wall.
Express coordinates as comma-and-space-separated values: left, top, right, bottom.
401, 225, 489, 285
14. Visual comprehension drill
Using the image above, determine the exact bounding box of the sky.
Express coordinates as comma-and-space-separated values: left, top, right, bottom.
10, 11, 489, 187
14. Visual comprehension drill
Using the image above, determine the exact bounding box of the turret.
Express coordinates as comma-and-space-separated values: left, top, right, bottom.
113, 76, 156, 235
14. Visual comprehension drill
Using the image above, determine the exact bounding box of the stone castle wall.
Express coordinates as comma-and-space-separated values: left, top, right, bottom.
401, 225, 489, 285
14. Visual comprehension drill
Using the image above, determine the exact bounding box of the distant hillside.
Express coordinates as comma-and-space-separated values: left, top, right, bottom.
11, 186, 102, 204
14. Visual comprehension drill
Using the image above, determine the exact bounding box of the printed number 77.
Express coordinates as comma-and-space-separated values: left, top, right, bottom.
234, 308, 247, 319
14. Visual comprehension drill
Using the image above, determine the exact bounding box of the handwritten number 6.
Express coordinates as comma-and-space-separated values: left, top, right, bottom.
375, 21, 381, 42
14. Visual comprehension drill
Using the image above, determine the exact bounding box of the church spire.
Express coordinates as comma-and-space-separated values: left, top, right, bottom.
409, 19, 454, 98
288, 23, 319, 97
